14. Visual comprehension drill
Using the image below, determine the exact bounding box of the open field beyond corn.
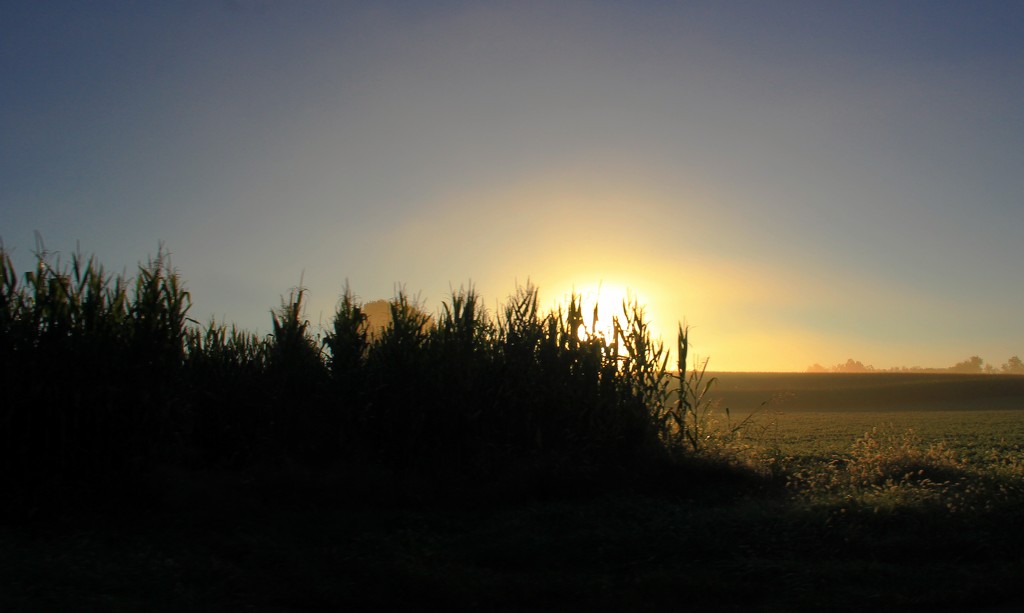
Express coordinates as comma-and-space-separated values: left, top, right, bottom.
712, 372, 1024, 457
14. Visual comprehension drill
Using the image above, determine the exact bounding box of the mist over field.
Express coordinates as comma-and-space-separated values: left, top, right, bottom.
806, 355, 1024, 374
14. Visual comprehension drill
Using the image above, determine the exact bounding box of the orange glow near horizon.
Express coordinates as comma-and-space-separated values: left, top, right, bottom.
353, 172, 992, 373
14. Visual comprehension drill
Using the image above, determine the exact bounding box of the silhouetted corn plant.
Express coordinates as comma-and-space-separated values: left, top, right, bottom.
358, 289, 433, 464
267, 286, 332, 461
0, 243, 195, 503
270, 287, 323, 371
615, 299, 671, 420
323, 281, 368, 385
132, 247, 191, 371
184, 320, 271, 464
668, 323, 723, 452
424, 285, 496, 463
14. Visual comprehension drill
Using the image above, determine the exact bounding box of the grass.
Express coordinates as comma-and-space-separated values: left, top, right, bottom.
2, 242, 1024, 610
3, 448, 1022, 611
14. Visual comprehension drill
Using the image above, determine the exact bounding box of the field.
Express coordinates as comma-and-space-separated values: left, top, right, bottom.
713, 372, 1024, 458
4, 373, 1024, 612
713, 372, 1024, 413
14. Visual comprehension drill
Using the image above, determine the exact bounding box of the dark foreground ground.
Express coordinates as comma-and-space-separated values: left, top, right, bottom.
2, 463, 1022, 613
4, 373, 1024, 612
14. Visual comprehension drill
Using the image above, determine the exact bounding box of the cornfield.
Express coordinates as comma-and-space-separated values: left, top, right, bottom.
0, 243, 715, 504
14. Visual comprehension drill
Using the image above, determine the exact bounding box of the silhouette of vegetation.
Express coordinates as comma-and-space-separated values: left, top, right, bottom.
1, 244, 760, 510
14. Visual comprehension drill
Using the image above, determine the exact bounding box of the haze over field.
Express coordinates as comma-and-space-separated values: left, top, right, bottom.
3, 1, 1023, 371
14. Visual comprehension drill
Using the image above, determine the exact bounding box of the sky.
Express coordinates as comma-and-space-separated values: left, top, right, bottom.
2, 1, 1023, 372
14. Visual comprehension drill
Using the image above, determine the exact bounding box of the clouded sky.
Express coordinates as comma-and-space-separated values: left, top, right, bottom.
3, 1, 1022, 371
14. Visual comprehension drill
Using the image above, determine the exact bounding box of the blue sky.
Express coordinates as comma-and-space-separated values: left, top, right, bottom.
2, 1, 1022, 371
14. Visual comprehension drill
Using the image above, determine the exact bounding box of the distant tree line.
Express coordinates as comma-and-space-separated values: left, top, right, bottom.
807, 355, 1024, 374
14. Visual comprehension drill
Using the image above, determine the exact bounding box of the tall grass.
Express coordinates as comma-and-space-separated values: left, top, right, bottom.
0, 243, 734, 507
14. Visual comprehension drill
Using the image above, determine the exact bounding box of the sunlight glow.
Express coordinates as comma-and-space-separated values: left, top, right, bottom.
558, 282, 645, 343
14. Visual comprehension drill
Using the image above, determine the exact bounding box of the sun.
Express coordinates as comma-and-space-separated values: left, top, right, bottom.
566, 282, 639, 342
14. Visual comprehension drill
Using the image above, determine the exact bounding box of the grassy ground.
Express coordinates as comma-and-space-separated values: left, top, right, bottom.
764, 409, 1024, 461
2, 485, 1020, 611
4, 401, 1024, 612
